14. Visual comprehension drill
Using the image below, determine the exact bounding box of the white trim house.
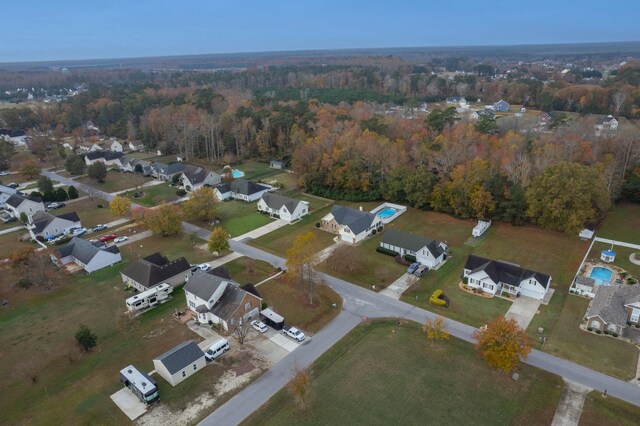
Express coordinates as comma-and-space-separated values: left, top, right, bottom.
321, 205, 382, 244
379, 229, 448, 268
4, 194, 45, 220
153, 341, 206, 387
28, 210, 81, 239
463, 255, 551, 300
213, 179, 271, 202
55, 237, 122, 273
257, 193, 309, 223
179, 165, 221, 192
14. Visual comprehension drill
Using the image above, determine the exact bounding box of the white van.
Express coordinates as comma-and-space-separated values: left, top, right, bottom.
205, 338, 229, 361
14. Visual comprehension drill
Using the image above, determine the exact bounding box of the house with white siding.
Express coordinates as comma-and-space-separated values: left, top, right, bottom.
321, 205, 382, 244
28, 210, 81, 240
120, 252, 192, 292
4, 194, 45, 220
379, 229, 448, 268
153, 341, 206, 387
213, 179, 271, 202
257, 193, 308, 223
55, 237, 122, 273
84, 150, 125, 167
179, 165, 221, 192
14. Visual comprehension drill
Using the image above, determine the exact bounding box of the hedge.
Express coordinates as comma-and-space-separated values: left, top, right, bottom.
429, 289, 447, 307
377, 247, 399, 257
404, 254, 417, 263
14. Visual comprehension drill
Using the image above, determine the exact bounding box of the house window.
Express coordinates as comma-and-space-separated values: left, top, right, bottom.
631, 309, 640, 323
244, 302, 251, 311
608, 324, 617, 333
591, 320, 601, 329
182, 371, 186, 377
193, 364, 197, 370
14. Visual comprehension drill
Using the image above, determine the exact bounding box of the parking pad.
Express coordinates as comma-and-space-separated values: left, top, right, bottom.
110, 388, 147, 421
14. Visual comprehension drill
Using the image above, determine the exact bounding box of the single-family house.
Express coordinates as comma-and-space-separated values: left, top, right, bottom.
602, 115, 618, 131
4, 194, 45, 220
493, 100, 510, 112
84, 150, 125, 167
110, 140, 123, 153
184, 270, 262, 331
55, 237, 122, 273
179, 165, 221, 192
213, 179, 271, 202
446, 97, 466, 106
28, 210, 81, 239
471, 109, 495, 120
269, 160, 285, 170
462, 255, 551, 300
585, 284, 640, 336
321, 205, 382, 244
120, 157, 152, 175
151, 162, 186, 181
0, 184, 17, 208
257, 193, 309, 223
120, 252, 192, 292
153, 341, 206, 387
380, 229, 448, 269
128, 141, 144, 152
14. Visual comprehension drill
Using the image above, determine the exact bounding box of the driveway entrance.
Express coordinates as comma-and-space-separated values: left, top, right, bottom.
505, 296, 541, 330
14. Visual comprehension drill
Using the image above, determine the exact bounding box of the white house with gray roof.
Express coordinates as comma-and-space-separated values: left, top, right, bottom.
213, 179, 271, 202
28, 210, 81, 240
120, 252, 192, 292
184, 271, 262, 331
585, 285, 640, 336
153, 341, 206, 387
151, 162, 186, 181
321, 204, 382, 244
55, 237, 122, 273
257, 193, 308, 223
179, 165, 221, 191
4, 194, 45, 220
380, 229, 448, 268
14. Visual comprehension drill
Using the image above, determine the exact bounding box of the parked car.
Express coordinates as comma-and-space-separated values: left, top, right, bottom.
414, 265, 429, 278
72, 227, 87, 236
93, 224, 107, 231
0, 171, 9, 176
196, 263, 211, 271
46, 202, 60, 210
114, 236, 129, 243
204, 339, 230, 361
190, 264, 200, 273
1, 215, 16, 224
251, 320, 268, 333
282, 325, 305, 342
99, 234, 117, 242
407, 262, 421, 274
6, 183, 18, 189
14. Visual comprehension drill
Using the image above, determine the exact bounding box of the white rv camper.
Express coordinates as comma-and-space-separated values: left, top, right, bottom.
126, 283, 173, 312
472, 220, 491, 238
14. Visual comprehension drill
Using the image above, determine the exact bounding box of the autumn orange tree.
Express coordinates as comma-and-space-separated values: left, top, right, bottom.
423, 316, 450, 345
143, 203, 183, 236
473, 316, 531, 373
288, 367, 310, 407
182, 186, 218, 222
285, 232, 317, 305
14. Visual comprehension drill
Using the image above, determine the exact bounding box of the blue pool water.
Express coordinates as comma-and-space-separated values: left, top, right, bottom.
590, 267, 613, 285
232, 170, 244, 178
377, 208, 397, 219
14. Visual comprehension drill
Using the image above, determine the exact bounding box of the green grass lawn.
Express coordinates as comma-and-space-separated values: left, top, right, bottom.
580, 391, 640, 426
215, 200, 273, 237
229, 160, 282, 181
55, 198, 121, 228
0, 230, 36, 259
244, 320, 563, 426
77, 171, 153, 193
124, 182, 179, 207
225, 257, 279, 285
587, 242, 640, 281
598, 203, 640, 244
120, 232, 212, 264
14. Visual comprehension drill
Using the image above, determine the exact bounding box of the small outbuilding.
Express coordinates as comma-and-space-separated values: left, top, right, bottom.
153, 341, 206, 387
601, 250, 616, 263
269, 160, 285, 169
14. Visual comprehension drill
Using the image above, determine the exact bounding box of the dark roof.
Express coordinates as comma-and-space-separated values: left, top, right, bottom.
30, 210, 80, 234
85, 151, 124, 161
229, 179, 269, 196
241, 283, 261, 299
182, 165, 215, 185
121, 252, 191, 289
380, 229, 445, 258
152, 162, 185, 176
215, 182, 231, 193
6, 194, 42, 208
260, 192, 303, 212
184, 271, 230, 301
57, 212, 80, 222
586, 285, 640, 326
464, 255, 551, 289
57, 237, 120, 264
210, 282, 253, 321
330, 205, 377, 235
154, 341, 204, 375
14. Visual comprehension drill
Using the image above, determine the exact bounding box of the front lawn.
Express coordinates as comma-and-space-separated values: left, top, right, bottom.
244, 320, 563, 425
124, 182, 180, 207
224, 257, 279, 285
77, 171, 152, 193
597, 203, 640, 244
120, 232, 212, 264
580, 391, 640, 426
55, 198, 121, 228
215, 200, 273, 237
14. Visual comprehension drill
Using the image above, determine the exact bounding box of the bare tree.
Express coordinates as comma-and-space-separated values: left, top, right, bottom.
27, 250, 61, 289
232, 320, 251, 345
288, 366, 311, 408
613, 91, 627, 116
85, 185, 99, 201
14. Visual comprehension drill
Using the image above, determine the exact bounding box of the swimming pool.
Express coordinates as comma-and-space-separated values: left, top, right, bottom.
590, 267, 613, 285
232, 170, 244, 178
377, 208, 398, 219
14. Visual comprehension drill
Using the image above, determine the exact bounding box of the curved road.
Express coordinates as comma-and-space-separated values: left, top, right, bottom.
44, 169, 640, 424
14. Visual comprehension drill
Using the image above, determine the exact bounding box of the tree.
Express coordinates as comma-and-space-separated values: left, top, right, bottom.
65, 154, 86, 175
288, 367, 310, 407
0, 139, 15, 170
19, 212, 28, 224
286, 232, 318, 305
55, 187, 69, 202
109, 195, 131, 215
208, 226, 229, 254
476, 114, 498, 134
232, 320, 251, 345
182, 186, 218, 222
423, 316, 450, 345
67, 185, 79, 199
9, 246, 35, 269
75, 324, 97, 352
143, 203, 183, 236
26, 249, 61, 289
87, 162, 107, 183
21, 160, 40, 179
426, 107, 457, 132
526, 162, 611, 233
37, 176, 53, 193
473, 316, 531, 373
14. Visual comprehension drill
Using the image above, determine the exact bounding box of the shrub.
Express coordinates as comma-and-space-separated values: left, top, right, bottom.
429, 289, 447, 307
315, 223, 320, 228
395, 255, 411, 266
595, 330, 602, 334
261, 302, 268, 310
19, 212, 28, 223
404, 254, 417, 263
97, 204, 103, 208
16, 278, 32, 289
67, 186, 79, 199
75, 324, 97, 352
587, 327, 593, 332
371, 229, 377, 235
603, 330, 609, 335
376, 247, 399, 257
612, 333, 619, 338
176, 189, 187, 197
377, 226, 383, 232
462, 276, 469, 284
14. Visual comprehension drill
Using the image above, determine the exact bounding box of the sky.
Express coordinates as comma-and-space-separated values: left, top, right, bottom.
2, 0, 640, 63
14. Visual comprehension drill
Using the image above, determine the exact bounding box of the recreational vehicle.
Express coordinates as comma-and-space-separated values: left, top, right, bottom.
125, 283, 173, 312
472, 220, 491, 238
119, 365, 159, 405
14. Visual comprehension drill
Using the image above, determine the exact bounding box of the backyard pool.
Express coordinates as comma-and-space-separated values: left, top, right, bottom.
590, 266, 613, 285
232, 170, 245, 178
377, 208, 398, 219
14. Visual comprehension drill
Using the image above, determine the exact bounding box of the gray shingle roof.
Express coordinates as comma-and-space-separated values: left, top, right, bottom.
464, 255, 551, 289
260, 192, 303, 212
152, 162, 185, 176
0, 184, 16, 195
182, 165, 215, 185
184, 271, 232, 301
380, 229, 445, 257
330, 205, 377, 235
30, 210, 80, 234
154, 341, 204, 375
121, 252, 190, 289
586, 285, 640, 326
85, 151, 124, 161
6, 194, 42, 208
230, 179, 269, 196
185, 271, 260, 321
57, 237, 120, 264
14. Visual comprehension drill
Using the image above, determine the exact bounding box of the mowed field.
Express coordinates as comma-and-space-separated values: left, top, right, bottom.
244, 321, 563, 426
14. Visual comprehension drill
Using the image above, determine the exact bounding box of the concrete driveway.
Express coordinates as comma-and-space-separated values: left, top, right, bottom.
380, 273, 417, 299
505, 296, 541, 330
110, 388, 147, 421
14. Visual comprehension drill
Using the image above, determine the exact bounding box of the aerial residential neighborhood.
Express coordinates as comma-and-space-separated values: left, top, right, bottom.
1, 2, 640, 426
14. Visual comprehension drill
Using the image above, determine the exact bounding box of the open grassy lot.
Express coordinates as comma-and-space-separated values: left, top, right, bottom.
256, 277, 342, 334
55, 197, 121, 228
122, 232, 212, 264
77, 171, 152, 193
0, 230, 36, 259
231, 160, 282, 181
249, 206, 336, 256
225, 257, 279, 285
261, 171, 299, 189
580, 390, 640, 426
124, 182, 179, 207
598, 203, 640, 243
245, 320, 563, 426
215, 200, 273, 237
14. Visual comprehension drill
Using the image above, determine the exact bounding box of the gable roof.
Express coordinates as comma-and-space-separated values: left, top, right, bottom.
121, 252, 190, 288
57, 237, 120, 264
380, 229, 445, 257
85, 151, 124, 161
330, 205, 377, 235
182, 165, 215, 185
586, 285, 640, 326
0, 184, 16, 195
185, 271, 260, 321
260, 192, 303, 212
30, 210, 80, 234
154, 341, 204, 375
184, 271, 231, 301
152, 162, 185, 176
6, 194, 42, 208
229, 179, 269, 196
464, 255, 551, 289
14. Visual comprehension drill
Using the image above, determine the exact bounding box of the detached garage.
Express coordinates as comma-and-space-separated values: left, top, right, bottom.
153, 341, 206, 387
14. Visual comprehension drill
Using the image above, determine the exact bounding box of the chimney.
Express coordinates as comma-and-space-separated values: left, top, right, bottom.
359, 206, 363, 211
